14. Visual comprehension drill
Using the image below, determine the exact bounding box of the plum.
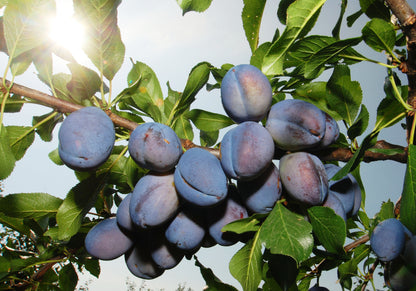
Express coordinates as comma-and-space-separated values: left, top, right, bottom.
116, 193, 135, 232
84, 218, 133, 260
125, 239, 164, 279
165, 208, 206, 251
308, 285, 329, 291
146, 229, 184, 270
129, 172, 180, 229
385, 257, 416, 291
207, 187, 248, 246
319, 112, 340, 148
322, 191, 347, 222
237, 163, 282, 214
128, 122, 183, 172
324, 164, 361, 216
370, 218, 406, 262
58, 106, 115, 171
220, 121, 275, 180
279, 152, 328, 206
403, 235, 416, 272
265, 99, 326, 151
174, 148, 228, 207
221, 64, 272, 123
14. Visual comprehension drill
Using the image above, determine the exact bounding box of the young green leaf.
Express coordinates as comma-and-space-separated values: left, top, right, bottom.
173, 114, 194, 140
0, 125, 16, 179
187, 109, 234, 132
242, 0, 266, 53
6, 125, 35, 160
308, 206, 346, 254
260, 203, 313, 264
347, 104, 369, 140
400, 144, 416, 234
176, 0, 213, 15
229, 233, 263, 291
0, 193, 62, 219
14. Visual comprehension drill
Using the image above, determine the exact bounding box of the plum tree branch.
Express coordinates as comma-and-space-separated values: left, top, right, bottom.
0, 77, 408, 163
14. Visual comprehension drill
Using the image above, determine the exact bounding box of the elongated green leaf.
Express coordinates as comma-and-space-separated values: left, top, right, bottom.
66, 63, 102, 103
262, 0, 326, 75
374, 96, 406, 133
194, 256, 239, 291
242, 0, 266, 53
56, 176, 104, 240
362, 18, 396, 54
74, 0, 125, 81
0, 193, 62, 219
3, 0, 55, 59
0, 93, 24, 113
187, 109, 234, 132
401, 144, 416, 234
338, 244, 371, 285
359, 0, 390, 21
347, 105, 369, 140
200, 130, 219, 147
0, 257, 10, 281
0, 125, 16, 179
59, 263, 78, 291
222, 214, 264, 234
260, 203, 313, 264
308, 206, 346, 254
173, 115, 194, 141
326, 65, 362, 126
229, 233, 263, 291
332, 0, 347, 39
176, 0, 213, 15
0, 212, 31, 235
6, 125, 35, 160
32, 111, 63, 142
277, 0, 295, 25
304, 37, 362, 79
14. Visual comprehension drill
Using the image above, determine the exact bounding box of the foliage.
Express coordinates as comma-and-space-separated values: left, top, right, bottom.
0, 0, 415, 290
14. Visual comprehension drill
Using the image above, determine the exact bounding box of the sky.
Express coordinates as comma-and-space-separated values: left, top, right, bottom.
1, 0, 415, 290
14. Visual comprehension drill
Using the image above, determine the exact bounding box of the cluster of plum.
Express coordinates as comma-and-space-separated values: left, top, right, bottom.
370, 218, 416, 290
57, 64, 361, 283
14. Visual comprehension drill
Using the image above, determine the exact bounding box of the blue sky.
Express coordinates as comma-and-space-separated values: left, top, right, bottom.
2, 0, 415, 290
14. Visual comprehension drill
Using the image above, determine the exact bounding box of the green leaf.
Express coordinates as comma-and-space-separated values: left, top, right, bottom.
277, 0, 295, 25
222, 214, 264, 234
242, 0, 266, 53
50, 73, 72, 102
194, 256, 239, 291
0, 125, 16, 179
359, 0, 390, 21
362, 18, 396, 54
0, 93, 24, 113
59, 263, 78, 291
199, 130, 219, 147
0, 193, 62, 219
376, 200, 395, 221
304, 37, 362, 79
0, 257, 11, 280
33, 45, 53, 84
73, 0, 125, 81
262, 0, 326, 75
173, 115, 194, 141
176, 0, 213, 15
56, 176, 104, 241
401, 144, 416, 234
66, 63, 102, 103
32, 111, 63, 142
3, 0, 55, 59
326, 65, 362, 126
374, 97, 406, 133
84, 258, 100, 278
0, 212, 31, 235
347, 105, 369, 140
48, 148, 64, 166
332, 0, 347, 39
338, 244, 370, 285
6, 125, 35, 160
260, 203, 313, 264
308, 206, 346, 254
187, 109, 234, 132
229, 233, 263, 291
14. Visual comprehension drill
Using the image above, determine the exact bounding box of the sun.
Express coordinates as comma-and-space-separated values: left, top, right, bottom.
48, 12, 86, 62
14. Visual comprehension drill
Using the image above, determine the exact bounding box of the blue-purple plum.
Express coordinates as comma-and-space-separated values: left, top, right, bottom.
265, 99, 326, 151
220, 121, 275, 180
325, 164, 361, 216
85, 218, 133, 260
279, 152, 328, 206
322, 192, 347, 222
207, 188, 249, 246
221, 64, 272, 123
403, 235, 416, 272
130, 172, 180, 229
385, 257, 416, 291
165, 208, 206, 251
237, 163, 282, 213
146, 229, 184, 270
116, 193, 135, 232
58, 106, 115, 171
370, 218, 406, 262
174, 148, 228, 207
125, 240, 164, 279
319, 112, 339, 148
128, 122, 182, 172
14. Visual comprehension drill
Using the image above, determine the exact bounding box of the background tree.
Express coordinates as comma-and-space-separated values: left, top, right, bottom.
0, 0, 416, 290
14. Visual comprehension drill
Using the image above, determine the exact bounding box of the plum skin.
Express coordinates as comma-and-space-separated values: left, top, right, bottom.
58, 106, 115, 171
265, 99, 326, 151
84, 218, 133, 260
128, 122, 183, 172
221, 64, 272, 123
370, 218, 406, 262
174, 148, 228, 207
279, 152, 328, 206
220, 121, 275, 180
129, 172, 180, 229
